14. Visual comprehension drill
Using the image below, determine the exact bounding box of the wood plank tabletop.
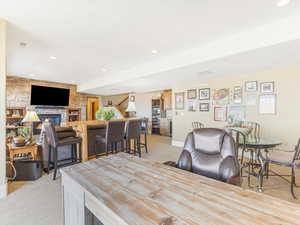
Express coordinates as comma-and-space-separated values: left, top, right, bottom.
62, 153, 300, 225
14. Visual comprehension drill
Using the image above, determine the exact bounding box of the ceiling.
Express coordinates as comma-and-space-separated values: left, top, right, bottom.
1, 0, 300, 95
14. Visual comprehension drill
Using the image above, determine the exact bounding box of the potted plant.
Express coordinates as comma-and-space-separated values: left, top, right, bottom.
96, 108, 115, 121
13, 127, 30, 147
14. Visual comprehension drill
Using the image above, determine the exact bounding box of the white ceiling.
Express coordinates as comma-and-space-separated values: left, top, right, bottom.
1, 0, 300, 95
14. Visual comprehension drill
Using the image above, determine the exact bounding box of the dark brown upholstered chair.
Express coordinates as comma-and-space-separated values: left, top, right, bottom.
124, 119, 142, 157
177, 128, 241, 185
43, 123, 82, 180
96, 121, 126, 156
87, 125, 106, 156
139, 118, 149, 153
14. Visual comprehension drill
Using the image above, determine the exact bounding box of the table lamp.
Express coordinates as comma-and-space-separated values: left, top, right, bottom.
22, 110, 41, 143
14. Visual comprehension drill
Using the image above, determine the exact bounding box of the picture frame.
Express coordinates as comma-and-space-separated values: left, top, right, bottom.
213, 88, 230, 105
187, 101, 197, 112
199, 88, 210, 100
260, 82, 274, 93
187, 89, 197, 99
233, 86, 243, 104
259, 94, 276, 115
199, 103, 209, 112
214, 106, 227, 122
228, 106, 246, 125
245, 81, 258, 92
175, 92, 185, 110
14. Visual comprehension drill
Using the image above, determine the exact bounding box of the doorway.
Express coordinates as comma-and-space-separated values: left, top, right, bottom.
87, 97, 99, 120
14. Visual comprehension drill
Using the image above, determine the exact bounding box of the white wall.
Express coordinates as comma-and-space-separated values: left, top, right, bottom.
0, 19, 7, 198
135, 91, 162, 119
172, 65, 300, 150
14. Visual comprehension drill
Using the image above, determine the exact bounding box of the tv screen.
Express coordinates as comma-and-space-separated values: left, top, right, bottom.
30, 85, 70, 106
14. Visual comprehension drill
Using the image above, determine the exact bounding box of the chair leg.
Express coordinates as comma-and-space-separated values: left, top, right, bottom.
47, 146, 52, 174
291, 167, 297, 199
53, 147, 58, 180
106, 143, 109, 156
138, 137, 141, 158
133, 139, 136, 156
78, 142, 82, 162
144, 133, 148, 153
121, 140, 125, 152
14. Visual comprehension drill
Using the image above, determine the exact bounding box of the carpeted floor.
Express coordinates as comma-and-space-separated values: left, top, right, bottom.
1, 134, 299, 225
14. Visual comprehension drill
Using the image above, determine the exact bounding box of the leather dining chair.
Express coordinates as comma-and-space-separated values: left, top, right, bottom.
124, 119, 142, 157
192, 122, 204, 130
177, 128, 241, 185
96, 120, 126, 156
43, 122, 82, 180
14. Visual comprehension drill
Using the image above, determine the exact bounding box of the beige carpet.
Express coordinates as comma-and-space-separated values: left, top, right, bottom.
0, 135, 299, 225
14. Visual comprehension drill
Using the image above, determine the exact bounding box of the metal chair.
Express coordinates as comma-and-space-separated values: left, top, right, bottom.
240, 121, 260, 138
96, 121, 126, 156
124, 120, 142, 157
139, 118, 149, 153
43, 123, 82, 180
192, 122, 204, 129
260, 139, 300, 199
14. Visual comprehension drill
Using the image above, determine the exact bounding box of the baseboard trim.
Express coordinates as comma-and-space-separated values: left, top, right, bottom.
172, 140, 184, 148
0, 182, 7, 199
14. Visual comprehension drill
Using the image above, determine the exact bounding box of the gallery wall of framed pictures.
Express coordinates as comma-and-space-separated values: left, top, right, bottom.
174, 80, 277, 123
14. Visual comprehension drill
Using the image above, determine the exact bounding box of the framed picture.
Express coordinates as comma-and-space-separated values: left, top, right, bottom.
259, 94, 276, 114
213, 88, 230, 105
228, 106, 246, 125
199, 103, 209, 112
245, 81, 258, 92
199, 88, 210, 100
214, 106, 227, 122
187, 89, 197, 99
260, 82, 274, 93
187, 101, 197, 112
175, 92, 185, 110
233, 86, 243, 104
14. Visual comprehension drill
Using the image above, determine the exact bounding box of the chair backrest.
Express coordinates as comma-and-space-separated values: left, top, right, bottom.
43, 122, 59, 148
227, 128, 247, 158
125, 119, 141, 139
140, 118, 149, 134
192, 122, 204, 129
293, 138, 300, 162
178, 128, 240, 182
106, 121, 126, 143
240, 121, 260, 138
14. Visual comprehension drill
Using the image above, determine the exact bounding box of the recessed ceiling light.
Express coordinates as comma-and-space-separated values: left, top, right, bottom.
277, 0, 291, 7
101, 68, 107, 72
49, 56, 57, 60
151, 49, 158, 54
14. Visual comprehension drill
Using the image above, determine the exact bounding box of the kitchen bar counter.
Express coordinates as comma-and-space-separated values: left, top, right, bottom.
62, 153, 300, 225
65, 118, 140, 161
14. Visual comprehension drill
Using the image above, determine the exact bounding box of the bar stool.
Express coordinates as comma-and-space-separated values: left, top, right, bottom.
43, 123, 82, 180
139, 118, 149, 153
96, 120, 126, 156
124, 120, 142, 157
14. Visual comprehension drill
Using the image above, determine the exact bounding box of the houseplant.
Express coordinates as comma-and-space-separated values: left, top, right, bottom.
96, 108, 115, 121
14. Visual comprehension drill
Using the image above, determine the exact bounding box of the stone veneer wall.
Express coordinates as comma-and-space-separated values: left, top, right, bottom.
6, 76, 99, 124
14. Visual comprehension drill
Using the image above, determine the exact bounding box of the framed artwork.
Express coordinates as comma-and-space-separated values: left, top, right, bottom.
228, 106, 246, 125
187, 101, 197, 112
175, 92, 185, 110
213, 88, 230, 105
245, 81, 258, 92
233, 86, 243, 104
260, 82, 274, 93
199, 88, 210, 100
214, 106, 227, 122
246, 93, 257, 105
199, 103, 209, 112
187, 89, 197, 99
259, 94, 276, 114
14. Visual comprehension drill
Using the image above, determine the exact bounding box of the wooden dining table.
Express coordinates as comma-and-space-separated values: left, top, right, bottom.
61, 153, 300, 225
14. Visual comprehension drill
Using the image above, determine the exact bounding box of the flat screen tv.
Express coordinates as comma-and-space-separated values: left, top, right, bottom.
30, 85, 70, 106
